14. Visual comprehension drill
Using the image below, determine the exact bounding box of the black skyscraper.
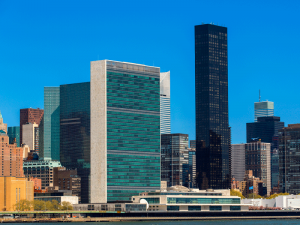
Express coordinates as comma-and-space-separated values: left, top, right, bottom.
195, 24, 231, 189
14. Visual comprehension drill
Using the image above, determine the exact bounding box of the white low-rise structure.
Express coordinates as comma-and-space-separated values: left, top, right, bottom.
242, 195, 300, 209
132, 188, 249, 212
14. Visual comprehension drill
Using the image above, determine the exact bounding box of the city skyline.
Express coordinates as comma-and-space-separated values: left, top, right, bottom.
1, 1, 300, 144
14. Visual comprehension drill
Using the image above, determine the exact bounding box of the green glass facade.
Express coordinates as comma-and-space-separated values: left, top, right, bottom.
7, 126, 20, 147
167, 197, 240, 204
40, 87, 60, 160
105, 67, 161, 202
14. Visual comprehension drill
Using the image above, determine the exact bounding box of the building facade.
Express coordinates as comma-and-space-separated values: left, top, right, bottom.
246, 116, 284, 190
160, 71, 170, 134
0, 111, 7, 134
161, 134, 189, 187
190, 140, 196, 149
245, 141, 271, 196
7, 126, 20, 147
59, 82, 90, 203
53, 167, 81, 202
0, 133, 24, 177
279, 124, 300, 194
231, 144, 246, 182
195, 24, 231, 189
39, 87, 60, 161
22, 123, 39, 151
23, 160, 62, 189
132, 189, 249, 212
90, 60, 161, 203
188, 148, 196, 188
20, 108, 44, 145
254, 101, 274, 122
0, 177, 34, 211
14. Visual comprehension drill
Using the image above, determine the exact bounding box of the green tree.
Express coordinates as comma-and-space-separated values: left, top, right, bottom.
14, 199, 32, 211
59, 201, 73, 210
266, 192, 289, 199
32, 200, 45, 211
230, 189, 245, 199
247, 193, 262, 199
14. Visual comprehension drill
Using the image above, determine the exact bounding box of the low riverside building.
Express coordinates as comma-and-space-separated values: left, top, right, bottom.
73, 203, 147, 212
132, 188, 249, 212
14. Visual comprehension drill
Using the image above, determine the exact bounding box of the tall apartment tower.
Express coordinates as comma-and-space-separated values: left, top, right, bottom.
91, 60, 161, 203
161, 133, 189, 187
39, 87, 60, 161
231, 144, 246, 182
160, 71, 171, 134
195, 24, 231, 189
60, 82, 90, 203
254, 101, 274, 122
20, 108, 44, 145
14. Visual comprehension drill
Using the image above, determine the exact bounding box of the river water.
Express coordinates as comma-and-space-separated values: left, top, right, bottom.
7, 220, 300, 224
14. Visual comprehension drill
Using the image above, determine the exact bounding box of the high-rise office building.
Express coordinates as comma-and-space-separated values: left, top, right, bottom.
39, 87, 60, 160
160, 71, 170, 134
22, 122, 39, 151
279, 124, 300, 194
246, 116, 284, 190
246, 116, 284, 143
245, 141, 271, 196
60, 82, 90, 203
90, 60, 161, 203
254, 101, 274, 122
7, 126, 20, 147
231, 144, 246, 182
161, 133, 189, 187
195, 24, 231, 189
20, 108, 44, 145
0, 111, 7, 134
188, 148, 196, 188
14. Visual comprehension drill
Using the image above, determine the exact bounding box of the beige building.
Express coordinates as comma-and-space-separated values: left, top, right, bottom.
0, 176, 34, 211
0, 111, 7, 134
22, 123, 39, 151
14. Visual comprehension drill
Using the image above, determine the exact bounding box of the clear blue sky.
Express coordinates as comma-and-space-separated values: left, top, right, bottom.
1, 0, 300, 144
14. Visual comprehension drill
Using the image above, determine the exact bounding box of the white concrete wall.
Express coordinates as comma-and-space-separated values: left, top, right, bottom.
90, 60, 107, 203
242, 198, 275, 207
61, 196, 79, 205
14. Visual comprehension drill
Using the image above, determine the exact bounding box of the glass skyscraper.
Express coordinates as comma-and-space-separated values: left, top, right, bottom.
91, 60, 161, 203
254, 101, 274, 122
7, 126, 20, 147
60, 82, 90, 203
160, 71, 170, 134
39, 87, 60, 161
195, 24, 231, 189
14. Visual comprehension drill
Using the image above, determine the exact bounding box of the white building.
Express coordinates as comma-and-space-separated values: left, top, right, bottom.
22, 122, 39, 151
160, 71, 170, 134
132, 188, 249, 212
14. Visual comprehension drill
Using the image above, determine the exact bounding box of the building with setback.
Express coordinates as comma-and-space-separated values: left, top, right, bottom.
195, 24, 231, 189
91, 60, 161, 203
0, 111, 7, 134
161, 134, 189, 187
279, 124, 300, 194
160, 71, 170, 134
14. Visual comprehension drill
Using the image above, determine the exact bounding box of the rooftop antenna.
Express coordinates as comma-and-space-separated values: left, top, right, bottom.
259, 90, 261, 102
